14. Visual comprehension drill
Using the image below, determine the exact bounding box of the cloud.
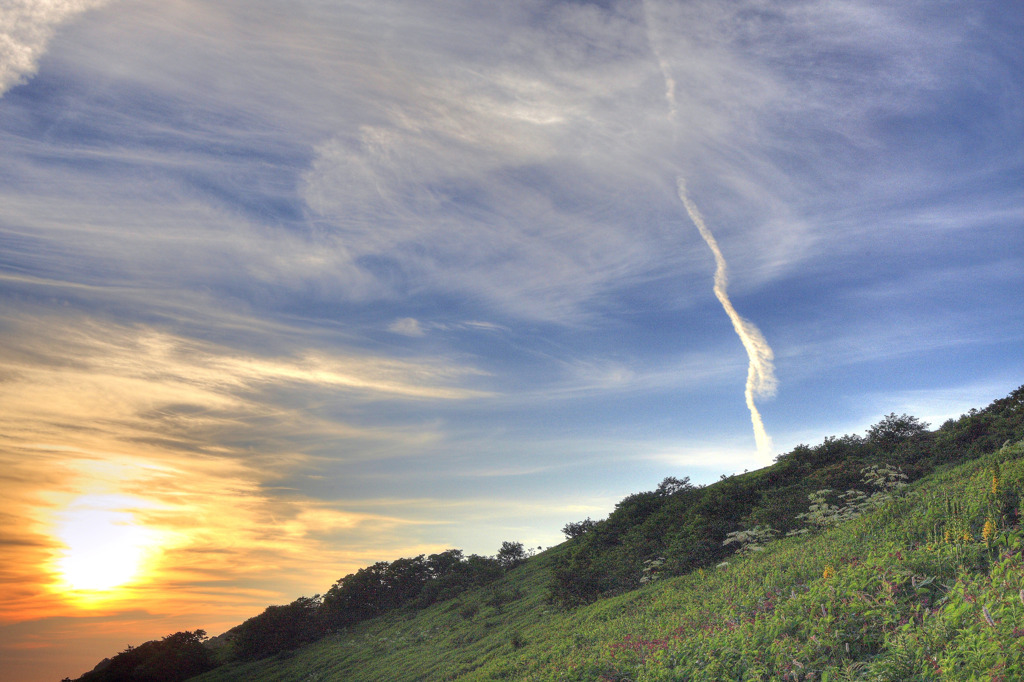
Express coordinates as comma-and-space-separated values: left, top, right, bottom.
0, 0, 110, 96
388, 317, 425, 337
0, 3, 1021, 678
0, 442, 439, 624
5, 0, 1015, 329
0, 312, 499, 627
0, 313, 490, 450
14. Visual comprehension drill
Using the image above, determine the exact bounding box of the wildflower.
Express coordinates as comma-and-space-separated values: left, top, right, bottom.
943, 529, 952, 544
992, 463, 1001, 496
822, 565, 835, 580
962, 530, 973, 543
983, 518, 996, 543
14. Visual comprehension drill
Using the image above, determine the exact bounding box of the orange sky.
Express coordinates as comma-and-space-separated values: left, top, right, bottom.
5, 1, 1023, 680
0, 319, 518, 681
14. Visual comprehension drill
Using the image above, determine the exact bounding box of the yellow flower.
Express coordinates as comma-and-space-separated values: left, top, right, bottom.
963, 530, 974, 543
943, 529, 952, 544
983, 518, 996, 543
822, 565, 835, 580
992, 474, 999, 496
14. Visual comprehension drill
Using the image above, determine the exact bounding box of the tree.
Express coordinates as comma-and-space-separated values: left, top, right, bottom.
463, 553, 503, 582
381, 555, 429, 607
322, 563, 391, 627
561, 518, 597, 539
655, 476, 692, 496
495, 541, 529, 570
232, 598, 323, 661
426, 549, 464, 578
866, 413, 930, 448
74, 630, 215, 681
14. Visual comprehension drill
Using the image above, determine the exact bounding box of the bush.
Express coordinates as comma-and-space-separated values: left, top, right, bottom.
562, 518, 598, 539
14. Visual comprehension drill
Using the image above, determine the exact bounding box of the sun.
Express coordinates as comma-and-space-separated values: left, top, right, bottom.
54, 498, 156, 594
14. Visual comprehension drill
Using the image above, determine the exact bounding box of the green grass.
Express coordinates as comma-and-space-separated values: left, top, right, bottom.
193, 438, 1024, 681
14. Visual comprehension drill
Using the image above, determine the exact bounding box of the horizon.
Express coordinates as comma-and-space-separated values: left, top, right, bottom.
1, 1, 1022, 680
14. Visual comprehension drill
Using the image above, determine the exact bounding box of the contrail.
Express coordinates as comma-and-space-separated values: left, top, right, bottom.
641, 0, 677, 124
677, 179, 776, 455
642, 0, 777, 456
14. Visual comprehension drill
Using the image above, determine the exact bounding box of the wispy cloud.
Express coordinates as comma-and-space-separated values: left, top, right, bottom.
1, 1, 1021, 679
0, 313, 494, 629
0, 314, 489, 457
388, 317, 425, 337
5, 0, 1015, 323
0, 0, 110, 95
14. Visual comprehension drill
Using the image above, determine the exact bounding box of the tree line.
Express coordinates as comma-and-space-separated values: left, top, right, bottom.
65, 630, 215, 682
65, 542, 531, 680
229, 542, 530, 661
548, 386, 1024, 606
65, 384, 1024, 680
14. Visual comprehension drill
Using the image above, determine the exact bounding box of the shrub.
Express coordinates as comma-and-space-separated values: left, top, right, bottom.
722, 526, 779, 555
562, 518, 598, 539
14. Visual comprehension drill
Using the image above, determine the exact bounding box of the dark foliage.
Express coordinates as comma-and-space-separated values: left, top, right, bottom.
71, 542, 525, 679
321, 549, 508, 630
866, 412, 930, 448
561, 518, 597, 539
231, 595, 324, 661
548, 384, 1024, 607
931, 385, 1024, 464
72, 630, 214, 682
655, 476, 694, 496
70, 385, 1024, 679
495, 541, 530, 570
195, 545, 512, 664
206, 547, 514, 664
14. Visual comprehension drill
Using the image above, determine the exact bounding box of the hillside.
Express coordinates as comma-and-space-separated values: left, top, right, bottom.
193, 436, 1024, 681
69, 386, 1024, 681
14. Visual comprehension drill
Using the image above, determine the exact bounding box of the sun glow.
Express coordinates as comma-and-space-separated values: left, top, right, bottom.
54, 497, 159, 595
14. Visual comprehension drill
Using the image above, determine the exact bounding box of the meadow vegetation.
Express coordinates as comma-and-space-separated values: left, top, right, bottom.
66, 385, 1024, 681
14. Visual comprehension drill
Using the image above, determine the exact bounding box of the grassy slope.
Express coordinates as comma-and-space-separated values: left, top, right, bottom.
194, 439, 1024, 681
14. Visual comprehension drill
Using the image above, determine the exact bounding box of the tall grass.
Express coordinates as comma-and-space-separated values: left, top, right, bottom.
192, 439, 1024, 682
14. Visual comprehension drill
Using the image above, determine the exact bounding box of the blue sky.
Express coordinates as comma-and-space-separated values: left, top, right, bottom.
1, 0, 1022, 679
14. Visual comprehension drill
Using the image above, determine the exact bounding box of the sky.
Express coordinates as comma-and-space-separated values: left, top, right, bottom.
1, 0, 1022, 679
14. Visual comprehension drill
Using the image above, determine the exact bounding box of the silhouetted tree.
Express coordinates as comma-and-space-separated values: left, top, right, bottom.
426, 549, 464, 578
73, 630, 214, 682
232, 597, 323, 661
562, 518, 597, 539
656, 476, 693, 496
